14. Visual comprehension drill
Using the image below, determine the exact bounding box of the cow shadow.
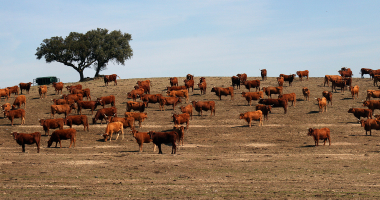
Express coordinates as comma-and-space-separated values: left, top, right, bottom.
341, 98, 353, 100
298, 145, 316, 148
296, 98, 306, 101
307, 111, 319, 114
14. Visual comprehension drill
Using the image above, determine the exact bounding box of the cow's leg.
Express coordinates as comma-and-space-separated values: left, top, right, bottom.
22, 144, 25, 152
158, 144, 162, 154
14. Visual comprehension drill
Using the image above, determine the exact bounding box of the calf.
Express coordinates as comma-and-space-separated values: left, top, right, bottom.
148, 131, 178, 154
52, 82, 64, 94
96, 95, 115, 108
360, 119, 380, 136
19, 82, 32, 94
4, 109, 25, 126
169, 77, 178, 87
77, 100, 98, 115
258, 98, 288, 114
141, 94, 162, 108
126, 101, 146, 112
260, 69, 267, 81
166, 89, 189, 103
103, 122, 124, 142
316, 97, 327, 113
348, 108, 372, 121
211, 87, 234, 100
92, 107, 117, 124
262, 86, 283, 98
172, 113, 190, 130
65, 115, 89, 131
109, 116, 135, 130
241, 91, 263, 106
13, 95, 26, 109
349, 85, 359, 99
322, 91, 333, 106
12, 132, 41, 153
131, 130, 156, 152
308, 128, 331, 146
231, 76, 241, 89
239, 110, 263, 127
0, 88, 10, 101
192, 101, 215, 116
302, 87, 310, 101
180, 104, 193, 120
39, 118, 65, 136
50, 103, 76, 118
278, 93, 296, 107
48, 128, 76, 148
159, 97, 181, 111
124, 112, 148, 128
39, 85, 48, 99
255, 104, 272, 120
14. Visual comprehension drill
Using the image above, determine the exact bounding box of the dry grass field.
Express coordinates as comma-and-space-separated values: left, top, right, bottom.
1, 75, 380, 199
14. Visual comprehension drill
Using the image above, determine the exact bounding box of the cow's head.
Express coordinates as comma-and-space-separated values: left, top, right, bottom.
11, 132, 18, 140
348, 108, 355, 113
307, 128, 314, 136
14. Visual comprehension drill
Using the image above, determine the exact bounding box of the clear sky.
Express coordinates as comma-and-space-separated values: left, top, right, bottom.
1, 0, 380, 87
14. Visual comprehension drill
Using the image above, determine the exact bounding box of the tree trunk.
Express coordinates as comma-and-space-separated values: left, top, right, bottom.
79, 70, 85, 82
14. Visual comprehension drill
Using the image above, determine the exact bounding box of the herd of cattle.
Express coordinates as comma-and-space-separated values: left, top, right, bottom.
3, 67, 380, 154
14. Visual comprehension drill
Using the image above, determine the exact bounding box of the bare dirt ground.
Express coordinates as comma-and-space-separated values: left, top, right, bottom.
1, 75, 380, 199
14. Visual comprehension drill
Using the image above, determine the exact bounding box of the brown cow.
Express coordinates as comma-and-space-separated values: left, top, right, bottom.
169, 77, 178, 87
366, 90, 380, 101
302, 87, 310, 101
231, 76, 241, 89
65, 115, 89, 131
141, 94, 163, 108
260, 69, 267, 81
180, 104, 193, 120
197, 82, 207, 95
109, 116, 135, 130
13, 95, 26, 109
19, 82, 32, 94
262, 86, 283, 98
52, 82, 64, 94
92, 107, 117, 124
124, 112, 148, 128
96, 95, 115, 108
277, 77, 284, 87
255, 104, 272, 120
104, 74, 120, 86
239, 110, 263, 127
363, 100, 380, 113
131, 130, 156, 152
331, 79, 346, 93
4, 109, 25, 126
159, 97, 181, 111
172, 113, 190, 130
167, 85, 187, 91
374, 75, 380, 86
360, 68, 372, 78
7, 86, 19, 97
63, 93, 83, 103
12, 132, 41, 153
237, 73, 247, 83
166, 89, 189, 102
370, 69, 380, 79
52, 99, 74, 105
184, 79, 194, 92
322, 91, 332, 106
324, 75, 342, 87
308, 128, 331, 146
211, 86, 234, 100
0, 88, 9, 101
1, 103, 12, 117
173, 126, 185, 146
360, 119, 380, 136
38, 85, 48, 99
186, 74, 194, 80
126, 101, 146, 113
241, 91, 263, 106
50, 103, 76, 118
127, 88, 145, 101
258, 98, 288, 114
316, 97, 327, 113
242, 80, 260, 92
296, 70, 309, 81
191, 101, 215, 116
279, 93, 296, 107
48, 128, 76, 148
279, 74, 296, 86
77, 100, 98, 115
349, 85, 359, 99
66, 84, 82, 93
148, 131, 178, 154
338, 68, 352, 78
348, 108, 372, 121
103, 122, 124, 142
39, 118, 65, 136
135, 85, 151, 95
137, 80, 151, 87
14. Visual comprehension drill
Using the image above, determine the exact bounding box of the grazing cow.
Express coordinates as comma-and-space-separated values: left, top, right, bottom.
39, 118, 65, 136
12, 132, 41, 153
159, 97, 181, 111
0, 88, 10, 101
167, 85, 187, 91
96, 95, 115, 108
141, 94, 163, 108
77, 100, 98, 115
262, 86, 283, 98
172, 113, 190, 130
92, 107, 117, 124
231, 76, 241, 89
52, 82, 64, 94
4, 109, 25, 126
166, 89, 189, 102
373, 75, 380, 86
186, 74, 194, 80
124, 112, 148, 128
237, 73, 247, 83
127, 88, 145, 101
255, 104, 272, 120
173, 126, 185, 146
66, 84, 82, 93
338, 68, 352, 78
241, 91, 263, 106
322, 91, 333, 106
316, 97, 327, 113
169, 77, 178, 87
134, 85, 150, 94
13, 95, 26, 109
296, 70, 309, 81
126, 101, 146, 113
280, 74, 296, 86
324, 75, 342, 87
211, 87, 234, 100
360, 68, 372, 78
52, 99, 73, 105
65, 115, 89, 131
308, 128, 331, 146
50, 103, 76, 118
48, 128, 76, 148
363, 100, 380, 113
258, 98, 288, 114
348, 108, 372, 121
366, 90, 380, 101
278, 93, 296, 107
349, 85, 359, 99
184, 79, 195, 92
7, 86, 19, 97
197, 82, 207, 95
64, 93, 83, 103
148, 131, 178, 154
104, 74, 120, 86
103, 122, 124, 142
1, 103, 12, 117
302, 87, 310, 101
109, 116, 135, 130
180, 104, 193, 120
360, 119, 380, 136
131, 130, 156, 152
260, 69, 267, 81
277, 77, 284, 87
242, 80, 260, 92
239, 110, 263, 127
38, 85, 48, 99
19, 82, 32, 94
191, 101, 215, 116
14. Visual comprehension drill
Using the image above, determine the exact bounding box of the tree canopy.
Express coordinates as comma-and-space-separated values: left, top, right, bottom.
36, 28, 133, 82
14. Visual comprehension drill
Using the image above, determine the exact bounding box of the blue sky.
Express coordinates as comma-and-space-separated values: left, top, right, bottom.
1, 0, 380, 87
